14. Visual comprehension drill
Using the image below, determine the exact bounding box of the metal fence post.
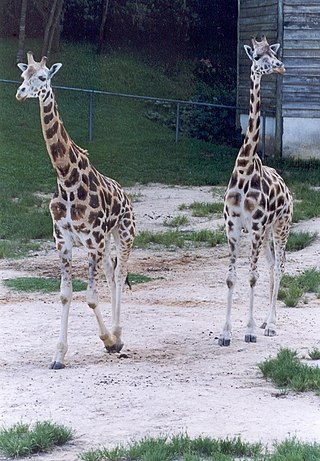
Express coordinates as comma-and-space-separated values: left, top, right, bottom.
175, 102, 180, 143
89, 91, 93, 142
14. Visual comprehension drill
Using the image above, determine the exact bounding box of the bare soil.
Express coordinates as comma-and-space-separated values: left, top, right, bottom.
0, 184, 320, 461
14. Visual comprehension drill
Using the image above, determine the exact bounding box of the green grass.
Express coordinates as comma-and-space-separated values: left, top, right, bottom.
134, 228, 226, 249
3, 273, 152, 292
128, 273, 153, 285
278, 267, 320, 307
286, 231, 318, 252
259, 348, 320, 393
308, 348, 320, 360
3, 277, 87, 292
291, 184, 320, 223
164, 215, 190, 227
0, 240, 42, 259
80, 434, 320, 461
179, 201, 224, 217
79, 434, 263, 461
0, 421, 73, 458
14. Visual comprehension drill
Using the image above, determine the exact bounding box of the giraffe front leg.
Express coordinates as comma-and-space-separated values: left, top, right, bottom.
245, 231, 264, 343
261, 233, 275, 330
50, 241, 73, 370
264, 241, 285, 337
87, 251, 117, 351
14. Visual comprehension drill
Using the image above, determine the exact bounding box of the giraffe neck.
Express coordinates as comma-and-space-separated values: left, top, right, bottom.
236, 69, 261, 171
39, 87, 86, 186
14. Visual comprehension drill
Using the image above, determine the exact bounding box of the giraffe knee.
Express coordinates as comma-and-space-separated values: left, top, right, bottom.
226, 271, 236, 288
249, 272, 259, 287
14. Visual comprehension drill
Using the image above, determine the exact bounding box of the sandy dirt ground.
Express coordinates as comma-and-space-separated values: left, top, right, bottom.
0, 184, 320, 461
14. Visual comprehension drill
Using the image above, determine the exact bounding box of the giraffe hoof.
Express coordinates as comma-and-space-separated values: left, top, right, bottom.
49, 361, 65, 370
218, 337, 230, 347
245, 334, 257, 343
260, 322, 267, 329
264, 328, 276, 337
106, 342, 124, 354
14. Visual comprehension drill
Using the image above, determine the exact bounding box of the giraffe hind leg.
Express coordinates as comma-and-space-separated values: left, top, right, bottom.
105, 226, 134, 353
219, 219, 241, 346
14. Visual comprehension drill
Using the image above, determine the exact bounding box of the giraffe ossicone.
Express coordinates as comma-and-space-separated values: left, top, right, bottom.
16, 53, 136, 369
219, 36, 293, 346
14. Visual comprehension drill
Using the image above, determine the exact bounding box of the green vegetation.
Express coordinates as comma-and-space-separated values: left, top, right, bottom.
278, 267, 320, 307
128, 273, 153, 285
179, 201, 224, 217
308, 348, 320, 360
3, 273, 151, 292
134, 228, 226, 249
259, 348, 320, 393
79, 434, 263, 461
286, 231, 318, 252
291, 184, 320, 223
0, 421, 73, 458
164, 215, 190, 227
80, 434, 320, 461
0, 240, 41, 259
3, 276, 87, 292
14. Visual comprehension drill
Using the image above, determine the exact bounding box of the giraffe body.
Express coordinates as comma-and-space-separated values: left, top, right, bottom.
16, 53, 136, 368
219, 37, 293, 346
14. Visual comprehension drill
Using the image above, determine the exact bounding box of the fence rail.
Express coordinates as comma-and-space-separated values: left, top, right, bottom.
1, 78, 274, 156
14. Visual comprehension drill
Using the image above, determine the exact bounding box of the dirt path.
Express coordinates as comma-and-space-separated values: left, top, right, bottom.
0, 185, 320, 461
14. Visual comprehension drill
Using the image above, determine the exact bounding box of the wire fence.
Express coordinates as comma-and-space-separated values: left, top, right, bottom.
1, 78, 274, 157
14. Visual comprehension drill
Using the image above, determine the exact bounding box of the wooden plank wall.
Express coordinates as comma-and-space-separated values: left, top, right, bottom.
237, 0, 280, 114
283, 0, 320, 117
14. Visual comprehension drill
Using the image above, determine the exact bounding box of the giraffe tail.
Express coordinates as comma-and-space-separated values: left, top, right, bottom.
112, 257, 132, 290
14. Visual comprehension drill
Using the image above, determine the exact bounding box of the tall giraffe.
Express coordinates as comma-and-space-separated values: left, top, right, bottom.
219, 36, 293, 346
16, 52, 136, 369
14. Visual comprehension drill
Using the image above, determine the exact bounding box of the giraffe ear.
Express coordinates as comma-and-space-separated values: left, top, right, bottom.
244, 45, 253, 61
48, 63, 62, 79
270, 43, 280, 55
17, 63, 28, 72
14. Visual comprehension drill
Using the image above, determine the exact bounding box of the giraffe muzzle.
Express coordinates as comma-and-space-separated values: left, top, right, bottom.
274, 65, 285, 75
16, 87, 28, 101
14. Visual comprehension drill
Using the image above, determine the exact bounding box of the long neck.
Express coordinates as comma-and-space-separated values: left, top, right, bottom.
39, 88, 85, 185
236, 69, 261, 171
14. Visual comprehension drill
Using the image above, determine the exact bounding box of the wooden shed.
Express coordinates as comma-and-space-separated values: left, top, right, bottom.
237, 0, 320, 158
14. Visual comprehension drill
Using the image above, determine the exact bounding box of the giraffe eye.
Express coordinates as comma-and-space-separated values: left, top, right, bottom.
38, 76, 46, 82
253, 55, 261, 61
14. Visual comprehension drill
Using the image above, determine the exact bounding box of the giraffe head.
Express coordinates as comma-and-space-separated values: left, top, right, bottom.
244, 36, 285, 76
16, 52, 62, 102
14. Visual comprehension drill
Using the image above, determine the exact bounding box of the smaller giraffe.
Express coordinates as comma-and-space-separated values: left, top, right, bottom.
219, 36, 293, 346
16, 53, 136, 368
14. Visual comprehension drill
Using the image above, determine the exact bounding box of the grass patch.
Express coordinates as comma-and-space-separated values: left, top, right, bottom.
0, 240, 42, 259
3, 274, 152, 293
308, 348, 320, 360
134, 228, 226, 249
0, 421, 73, 458
259, 348, 320, 393
128, 273, 153, 285
272, 438, 320, 461
291, 184, 320, 223
179, 201, 224, 217
79, 434, 263, 461
3, 277, 87, 293
164, 215, 190, 227
278, 267, 320, 307
80, 434, 320, 461
286, 231, 318, 252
